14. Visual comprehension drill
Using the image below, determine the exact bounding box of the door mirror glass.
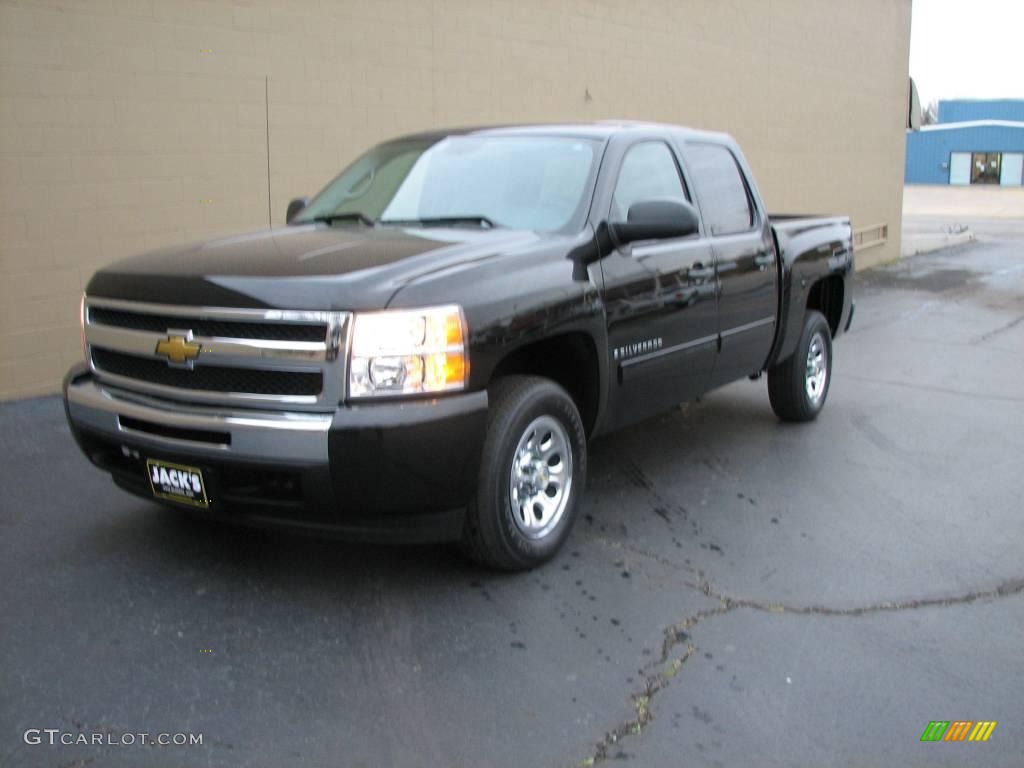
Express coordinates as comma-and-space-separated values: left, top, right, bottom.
286, 197, 310, 223
610, 199, 700, 245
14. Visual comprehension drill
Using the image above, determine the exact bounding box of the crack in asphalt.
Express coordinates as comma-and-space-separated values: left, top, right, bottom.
577, 570, 1024, 765
590, 536, 683, 571
975, 312, 1024, 343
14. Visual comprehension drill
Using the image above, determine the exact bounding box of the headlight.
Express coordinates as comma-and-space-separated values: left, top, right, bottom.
349, 305, 468, 398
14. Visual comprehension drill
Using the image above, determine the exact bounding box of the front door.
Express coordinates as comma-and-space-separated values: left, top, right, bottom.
683, 142, 778, 388
599, 140, 718, 429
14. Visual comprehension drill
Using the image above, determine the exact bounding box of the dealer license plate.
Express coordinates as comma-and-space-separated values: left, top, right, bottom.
145, 458, 209, 509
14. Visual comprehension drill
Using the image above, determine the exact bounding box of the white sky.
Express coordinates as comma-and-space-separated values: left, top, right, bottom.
910, 0, 1024, 106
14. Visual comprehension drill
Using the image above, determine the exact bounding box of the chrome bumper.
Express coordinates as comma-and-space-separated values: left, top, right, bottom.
65, 375, 331, 465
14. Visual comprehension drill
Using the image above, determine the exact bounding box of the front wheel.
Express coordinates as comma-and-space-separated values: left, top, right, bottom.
767, 310, 833, 422
461, 376, 587, 570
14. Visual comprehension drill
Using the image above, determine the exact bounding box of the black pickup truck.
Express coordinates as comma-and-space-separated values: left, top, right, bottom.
65, 122, 854, 570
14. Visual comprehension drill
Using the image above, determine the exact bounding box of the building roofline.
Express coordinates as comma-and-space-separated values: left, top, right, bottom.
914, 119, 1024, 133
938, 98, 1024, 104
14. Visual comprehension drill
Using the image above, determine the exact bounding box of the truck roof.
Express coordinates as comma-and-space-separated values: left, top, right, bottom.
386, 121, 733, 145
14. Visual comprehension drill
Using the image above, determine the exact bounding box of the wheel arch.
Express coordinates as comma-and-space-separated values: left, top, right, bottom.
487, 331, 603, 437
806, 274, 844, 337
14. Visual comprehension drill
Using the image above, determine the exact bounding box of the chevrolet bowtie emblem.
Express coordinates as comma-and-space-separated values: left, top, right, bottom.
155, 334, 202, 365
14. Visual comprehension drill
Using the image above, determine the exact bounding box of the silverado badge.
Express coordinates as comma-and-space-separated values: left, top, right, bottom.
155, 333, 202, 366
613, 337, 664, 361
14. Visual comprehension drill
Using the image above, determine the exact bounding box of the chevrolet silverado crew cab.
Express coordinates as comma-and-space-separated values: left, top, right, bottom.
64, 122, 854, 570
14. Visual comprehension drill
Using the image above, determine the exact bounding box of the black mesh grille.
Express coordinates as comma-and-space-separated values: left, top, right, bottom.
89, 307, 327, 343
92, 348, 322, 397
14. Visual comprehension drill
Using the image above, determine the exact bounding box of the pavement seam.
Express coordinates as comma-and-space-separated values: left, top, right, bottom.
974, 312, 1024, 343
576, 574, 1024, 765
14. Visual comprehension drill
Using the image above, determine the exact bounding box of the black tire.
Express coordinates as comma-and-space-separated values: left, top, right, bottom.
767, 310, 833, 422
461, 376, 587, 571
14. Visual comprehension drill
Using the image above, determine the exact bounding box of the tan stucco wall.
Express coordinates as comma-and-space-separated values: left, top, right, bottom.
0, 0, 911, 400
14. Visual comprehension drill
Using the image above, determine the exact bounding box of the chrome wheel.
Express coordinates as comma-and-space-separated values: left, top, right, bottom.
805, 332, 828, 405
508, 415, 573, 540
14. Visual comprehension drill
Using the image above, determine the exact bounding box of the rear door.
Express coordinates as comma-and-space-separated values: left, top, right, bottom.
683, 142, 778, 388
599, 138, 718, 428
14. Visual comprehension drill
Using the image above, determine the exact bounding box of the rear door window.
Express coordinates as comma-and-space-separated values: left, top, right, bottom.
685, 144, 754, 236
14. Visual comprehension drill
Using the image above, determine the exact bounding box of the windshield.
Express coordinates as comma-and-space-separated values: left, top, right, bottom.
295, 135, 601, 232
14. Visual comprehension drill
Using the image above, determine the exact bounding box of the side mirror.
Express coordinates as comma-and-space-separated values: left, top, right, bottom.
286, 197, 310, 224
610, 199, 700, 246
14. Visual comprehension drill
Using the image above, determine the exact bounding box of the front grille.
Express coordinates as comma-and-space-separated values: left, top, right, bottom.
92, 348, 323, 397
84, 298, 349, 409
89, 307, 327, 342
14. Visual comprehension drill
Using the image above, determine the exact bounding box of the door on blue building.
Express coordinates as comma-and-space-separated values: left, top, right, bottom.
1000, 154, 1023, 186
970, 153, 1001, 184
949, 153, 971, 184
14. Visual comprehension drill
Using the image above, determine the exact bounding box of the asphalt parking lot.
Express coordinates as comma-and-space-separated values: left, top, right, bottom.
3, 234, 1024, 767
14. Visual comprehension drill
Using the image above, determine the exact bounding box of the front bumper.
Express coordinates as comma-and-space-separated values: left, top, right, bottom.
63, 365, 488, 542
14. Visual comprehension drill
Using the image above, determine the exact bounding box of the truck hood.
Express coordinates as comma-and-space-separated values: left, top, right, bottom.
86, 224, 548, 310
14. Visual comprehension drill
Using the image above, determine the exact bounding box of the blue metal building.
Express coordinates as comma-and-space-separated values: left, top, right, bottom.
905, 99, 1024, 186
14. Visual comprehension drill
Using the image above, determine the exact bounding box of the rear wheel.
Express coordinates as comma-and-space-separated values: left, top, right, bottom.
767, 310, 832, 422
461, 376, 586, 570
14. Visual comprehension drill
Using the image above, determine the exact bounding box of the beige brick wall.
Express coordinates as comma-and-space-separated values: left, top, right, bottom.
0, 0, 911, 400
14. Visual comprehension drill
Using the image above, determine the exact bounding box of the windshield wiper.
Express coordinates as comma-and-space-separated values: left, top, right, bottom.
304, 212, 375, 226
378, 215, 498, 229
